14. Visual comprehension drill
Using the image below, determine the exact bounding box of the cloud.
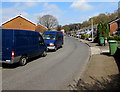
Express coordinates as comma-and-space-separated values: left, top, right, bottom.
70, 0, 93, 12
1, 2, 63, 25
24, 2, 37, 7
2, 2, 37, 15
42, 3, 62, 17
2, 0, 120, 2
34, 3, 63, 24
2, 0, 75, 2
1, 2, 38, 24
2, 0, 47, 2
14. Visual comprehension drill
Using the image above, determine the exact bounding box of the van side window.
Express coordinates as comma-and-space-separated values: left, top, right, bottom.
38, 35, 45, 46
56, 34, 58, 40
38, 35, 42, 41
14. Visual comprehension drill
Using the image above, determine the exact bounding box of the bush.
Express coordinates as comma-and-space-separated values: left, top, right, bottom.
94, 36, 99, 43
108, 36, 120, 41
114, 36, 120, 41
117, 41, 120, 44
108, 36, 115, 40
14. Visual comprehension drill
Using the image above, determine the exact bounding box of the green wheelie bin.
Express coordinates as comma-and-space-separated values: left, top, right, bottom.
108, 40, 118, 55
99, 37, 104, 46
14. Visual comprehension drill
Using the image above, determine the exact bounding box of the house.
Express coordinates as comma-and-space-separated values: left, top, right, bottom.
2, 15, 48, 33
2, 15, 36, 31
35, 24, 48, 34
109, 18, 120, 35
79, 24, 98, 35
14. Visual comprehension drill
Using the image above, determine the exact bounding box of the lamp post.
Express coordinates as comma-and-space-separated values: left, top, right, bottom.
91, 18, 94, 42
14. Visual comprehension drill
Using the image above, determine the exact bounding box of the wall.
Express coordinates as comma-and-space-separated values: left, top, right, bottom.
2, 17, 36, 31
35, 25, 48, 33
110, 22, 118, 36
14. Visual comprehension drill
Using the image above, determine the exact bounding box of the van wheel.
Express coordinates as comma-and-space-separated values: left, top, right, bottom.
54, 47, 57, 51
19, 56, 27, 66
41, 51, 47, 57
60, 45, 63, 48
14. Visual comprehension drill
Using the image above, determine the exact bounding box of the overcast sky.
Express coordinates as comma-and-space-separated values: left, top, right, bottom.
1, 0, 119, 26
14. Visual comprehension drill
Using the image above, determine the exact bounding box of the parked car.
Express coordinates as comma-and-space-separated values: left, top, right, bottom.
88, 38, 92, 41
76, 34, 81, 38
0, 29, 47, 66
42, 31, 63, 51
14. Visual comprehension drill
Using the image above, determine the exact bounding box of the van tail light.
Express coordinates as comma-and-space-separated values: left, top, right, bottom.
12, 51, 15, 58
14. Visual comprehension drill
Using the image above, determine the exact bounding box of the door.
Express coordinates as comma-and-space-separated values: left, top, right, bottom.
38, 35, 46, 55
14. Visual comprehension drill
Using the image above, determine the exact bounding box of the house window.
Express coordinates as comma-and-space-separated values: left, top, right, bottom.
118, 21, 120, 31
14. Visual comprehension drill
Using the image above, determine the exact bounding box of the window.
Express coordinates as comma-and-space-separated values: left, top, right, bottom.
42, 34, 56, 40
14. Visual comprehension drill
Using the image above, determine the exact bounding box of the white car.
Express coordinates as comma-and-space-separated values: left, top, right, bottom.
88, 38, 92, 41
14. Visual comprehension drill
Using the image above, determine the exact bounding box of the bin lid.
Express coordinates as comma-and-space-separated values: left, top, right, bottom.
108, 40, 117, 43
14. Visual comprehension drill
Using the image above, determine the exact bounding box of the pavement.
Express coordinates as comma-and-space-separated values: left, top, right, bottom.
75, 38, 120, 90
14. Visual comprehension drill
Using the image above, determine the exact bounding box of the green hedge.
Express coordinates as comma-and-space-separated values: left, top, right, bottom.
108, 36, 120, 41
117, 41, 120, 44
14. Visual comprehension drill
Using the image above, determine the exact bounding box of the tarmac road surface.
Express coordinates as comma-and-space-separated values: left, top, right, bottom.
2, 36, 90, 90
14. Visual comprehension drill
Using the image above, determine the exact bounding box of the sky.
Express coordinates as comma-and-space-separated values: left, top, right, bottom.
1, 0, 119, 26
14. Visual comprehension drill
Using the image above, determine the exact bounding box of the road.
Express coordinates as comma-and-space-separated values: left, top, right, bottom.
2, 36, 90, 90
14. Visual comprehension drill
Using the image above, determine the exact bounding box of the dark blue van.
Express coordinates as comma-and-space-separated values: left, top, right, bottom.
0, 29, 47, 66
42, 31, 63, 51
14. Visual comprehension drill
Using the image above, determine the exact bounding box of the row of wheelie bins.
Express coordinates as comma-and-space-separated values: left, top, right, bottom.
99, 37, 118, 55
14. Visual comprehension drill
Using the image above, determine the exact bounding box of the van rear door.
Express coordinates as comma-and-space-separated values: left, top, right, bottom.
0, 29, 2, 60
2, 29, 14, 61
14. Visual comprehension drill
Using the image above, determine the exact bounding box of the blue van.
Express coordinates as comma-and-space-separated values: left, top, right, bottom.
42, 31, 63, 51
0, 29, 47, 66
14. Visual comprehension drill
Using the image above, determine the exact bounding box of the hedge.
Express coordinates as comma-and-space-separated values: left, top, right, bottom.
108, 36, 120, 41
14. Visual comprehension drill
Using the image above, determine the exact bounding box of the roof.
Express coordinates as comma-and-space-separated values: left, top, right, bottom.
36, 23, 48, 29
2, 15, 36, 26
2, 15, 49, 30
109, 18, 120, 24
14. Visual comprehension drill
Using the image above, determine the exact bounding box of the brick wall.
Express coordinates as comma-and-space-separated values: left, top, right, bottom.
110, 22, 118, 36
35, 25, 48, 33
2, 17, 36, 31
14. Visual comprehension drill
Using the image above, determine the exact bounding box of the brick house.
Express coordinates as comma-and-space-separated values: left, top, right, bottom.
2, 15, 47, 33
109, 18, 120, 35
2, 15, 36, 31
35, 24, 48, 34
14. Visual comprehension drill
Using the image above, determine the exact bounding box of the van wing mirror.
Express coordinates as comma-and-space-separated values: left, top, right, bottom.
39, 40, 45, 46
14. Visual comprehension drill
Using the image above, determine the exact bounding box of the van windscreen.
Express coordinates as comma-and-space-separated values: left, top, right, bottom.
42, 34, 56, 40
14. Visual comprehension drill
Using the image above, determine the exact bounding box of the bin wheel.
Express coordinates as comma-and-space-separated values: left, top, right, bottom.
19, 56, 27, 66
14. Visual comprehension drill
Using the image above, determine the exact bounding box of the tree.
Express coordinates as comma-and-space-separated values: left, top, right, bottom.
97, 23, 110, 38
81, 21, 90, 28
38, 15, 58, 30
56, 25, 62, 31
62, 25, 70, 33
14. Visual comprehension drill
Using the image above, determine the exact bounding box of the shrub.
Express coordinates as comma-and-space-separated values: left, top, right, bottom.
108, 36, 120, 41
108, 36, 115, 40
94, 36, 99, 43
117, 41, 120, 44
114, 36, 120, 41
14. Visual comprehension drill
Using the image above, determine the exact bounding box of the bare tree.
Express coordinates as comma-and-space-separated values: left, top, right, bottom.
38, 15, 58, 30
